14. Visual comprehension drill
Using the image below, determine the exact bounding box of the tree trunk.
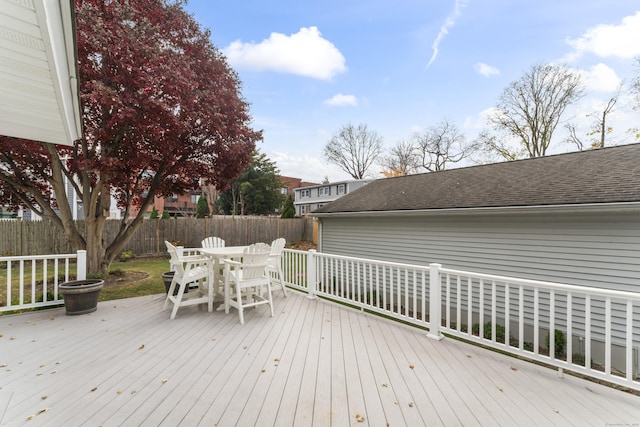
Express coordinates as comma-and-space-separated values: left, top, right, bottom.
85, 214, 108, 275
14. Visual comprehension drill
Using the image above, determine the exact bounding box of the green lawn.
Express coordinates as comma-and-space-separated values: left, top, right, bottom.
0, 256, 170, 311
99, 256, 170, 301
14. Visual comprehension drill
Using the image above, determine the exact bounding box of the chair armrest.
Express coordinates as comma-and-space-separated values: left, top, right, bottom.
222, 258, 242, 266
183, 256, 211, 269
181, 254, 209, 262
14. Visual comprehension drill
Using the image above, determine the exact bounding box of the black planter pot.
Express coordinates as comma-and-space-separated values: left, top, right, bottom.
162, 271, 187, 295
59, 279, 104, 315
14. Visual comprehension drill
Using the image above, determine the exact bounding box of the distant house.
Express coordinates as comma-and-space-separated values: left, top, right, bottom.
279, 176, 320, 201
0, 207, 18, 220
131, 176, 317, 218
19, 176, 123, 221
313, 145, 640, 294
294, 179, 372, 216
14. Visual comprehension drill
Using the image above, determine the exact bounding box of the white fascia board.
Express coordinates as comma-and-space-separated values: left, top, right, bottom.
36, 0, 82, 145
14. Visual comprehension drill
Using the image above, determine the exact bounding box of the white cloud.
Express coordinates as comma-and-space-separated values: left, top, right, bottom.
474, 62, 500, 77
323, 93, 358, 107
410, 125, 423, 134
270, 151, 351, 182
580, 63, 622, 93
222, 26, 347, 80
426, 0, 468, 68
464, 107, 497, 130
565, 11, 640, 61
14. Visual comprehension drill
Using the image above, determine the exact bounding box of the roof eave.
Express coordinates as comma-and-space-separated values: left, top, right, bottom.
40, 0, 83, 145
0, 0, 82, 146
312, 201, 640, 218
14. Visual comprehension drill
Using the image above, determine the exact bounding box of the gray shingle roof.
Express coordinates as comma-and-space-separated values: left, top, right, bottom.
314, 144, 640, 214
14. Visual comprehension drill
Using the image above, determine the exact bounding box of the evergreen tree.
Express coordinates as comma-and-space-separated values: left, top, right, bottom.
281, 195, 295, 218
161, 210, 170, 219
149, 206, 159, 219
218, 151, 285, 215
196, 195, 210, 218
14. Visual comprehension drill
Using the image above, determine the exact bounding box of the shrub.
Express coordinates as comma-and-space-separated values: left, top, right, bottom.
149, 206, 159, 219
545, 329, 567, 358
119, 250, 133, 262
196, 195, 210, 218
572, 353, 586, 366
281, 195, 295, 218
472, 321, 506, 342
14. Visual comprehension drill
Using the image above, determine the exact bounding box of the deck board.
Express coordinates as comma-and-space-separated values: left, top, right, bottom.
351, 311, 410, 426
256, 293, 315, 426
287, 294, 324, 427
343, 310, 383, 426
1, 291, 639, 427
414, 332, 526, 426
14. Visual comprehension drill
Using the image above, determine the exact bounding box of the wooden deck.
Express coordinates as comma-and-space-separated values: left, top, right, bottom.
1, 290, 639, 427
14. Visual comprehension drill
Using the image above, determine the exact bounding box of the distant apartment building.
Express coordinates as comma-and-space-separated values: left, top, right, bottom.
293, 179, 372, 216
17, 175, 322, 220
129, 190, 202, 218
130, 176, 317, 218
279, 176, 320, 201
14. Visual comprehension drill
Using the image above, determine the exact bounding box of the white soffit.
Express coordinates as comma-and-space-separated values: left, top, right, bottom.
0, 0, 82, 146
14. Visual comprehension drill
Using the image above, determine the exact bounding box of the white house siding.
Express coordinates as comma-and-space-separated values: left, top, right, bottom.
318, 210, 640, 373
319, 211, 640, 293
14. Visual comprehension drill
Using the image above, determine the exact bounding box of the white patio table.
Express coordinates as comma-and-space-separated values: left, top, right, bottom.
198, 245, 249, 303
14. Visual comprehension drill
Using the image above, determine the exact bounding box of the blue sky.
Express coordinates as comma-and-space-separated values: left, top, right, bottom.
184, 1, 640, 183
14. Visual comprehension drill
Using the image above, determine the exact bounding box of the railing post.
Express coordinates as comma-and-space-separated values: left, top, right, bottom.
427, 263, 443, 340
77, 250, 87, 280
307, 249, 317, 299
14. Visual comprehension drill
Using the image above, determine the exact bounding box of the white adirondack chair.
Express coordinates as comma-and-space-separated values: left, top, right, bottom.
266, 237, 287, 297
163, 241, 213, 319
201, 236, 225, 249
223, 243, 273, 324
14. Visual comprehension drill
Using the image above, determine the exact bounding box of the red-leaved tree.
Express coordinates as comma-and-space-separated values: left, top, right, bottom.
0, 0, 261, 274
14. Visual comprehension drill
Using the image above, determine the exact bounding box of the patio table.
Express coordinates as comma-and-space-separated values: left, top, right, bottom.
198, 245, 249, 302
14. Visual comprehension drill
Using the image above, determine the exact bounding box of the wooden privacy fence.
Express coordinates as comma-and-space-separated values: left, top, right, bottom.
0, 216, 315, 256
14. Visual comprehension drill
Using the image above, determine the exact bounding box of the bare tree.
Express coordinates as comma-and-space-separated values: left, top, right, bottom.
488, 63, 584, 158
379, 140, 420, 176
324, 123, 383, 179
632, 57, 640, 108
565, 85, 622, 150
630, 57, 640, 141
564, 123, 585, 151
413, 119, 477, 172
591, 90, 619, 148
474, 129, 526, 162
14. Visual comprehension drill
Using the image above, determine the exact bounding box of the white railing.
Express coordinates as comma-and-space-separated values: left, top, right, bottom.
0, 251, 86, 312
281, 249, 640, 391
437, 264, 640, 392
8, 247, 637, 390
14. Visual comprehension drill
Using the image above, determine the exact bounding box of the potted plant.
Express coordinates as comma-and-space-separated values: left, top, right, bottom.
162, 271, 187, 295
59, 279, 104, 315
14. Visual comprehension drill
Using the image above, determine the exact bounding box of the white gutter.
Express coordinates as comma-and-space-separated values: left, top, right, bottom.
35, 0, 82, 144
